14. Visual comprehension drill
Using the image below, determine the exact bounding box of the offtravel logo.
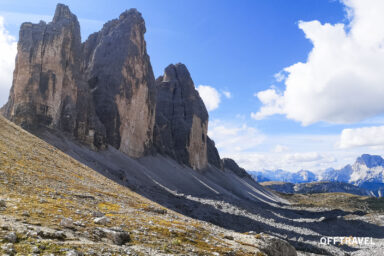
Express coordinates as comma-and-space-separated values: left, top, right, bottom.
320, 236, 375, 246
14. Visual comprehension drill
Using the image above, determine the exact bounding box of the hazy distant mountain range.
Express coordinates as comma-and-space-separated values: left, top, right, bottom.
260, 181, 370, 196
249, 169, 317, 183
249, 154, 384, 197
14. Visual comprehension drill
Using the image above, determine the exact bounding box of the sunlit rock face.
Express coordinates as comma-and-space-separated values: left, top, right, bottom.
4, 5, 157, 156
3, 4, 106, 149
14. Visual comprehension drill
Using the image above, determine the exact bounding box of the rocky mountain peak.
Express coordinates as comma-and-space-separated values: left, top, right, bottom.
2, 3, 159, 156
53, 3, 77, 23
356, 154, 384, 168
2, 3, 107, 149
154, 63, 209, 170
119, 8, 143, 21
82, 7, 156, 158
2, 3, 227, 171
163, 63, 190, 82
296, 170, 316, 182
223, 158, 251, 178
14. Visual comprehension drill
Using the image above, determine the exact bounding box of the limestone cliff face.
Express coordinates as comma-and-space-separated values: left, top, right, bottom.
2, 4, 106, 149
83, 9, 156, 158
3, 4, 225, 168
3, 4, 156, 157
154, 64, 208, 170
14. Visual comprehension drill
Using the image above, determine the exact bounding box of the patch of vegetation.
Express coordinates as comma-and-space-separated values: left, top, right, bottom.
364, 197, 384, 212
98, 202, 121, 212
281, 192, 384, 213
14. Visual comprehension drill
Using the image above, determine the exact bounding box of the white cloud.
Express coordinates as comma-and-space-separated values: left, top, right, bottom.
273, 144, 289, 153
251, 89, 284, 120
207, 120, 370, 172
208, 120, 265, 153
196, 85, 221, 111
208, 119, 345, 171
223, 151, 337, 172
0, 16, 17, 106
222, 91, 232, 99
284, 152, 326, 163
339, 125, 384, 149
196, 86, 232, 111
253, 0, 384, 125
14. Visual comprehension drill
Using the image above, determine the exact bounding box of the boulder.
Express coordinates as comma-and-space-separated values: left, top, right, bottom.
4, 232, 17, 243
102, 227, 131, 245
0, 199, 6, 208
60, 218, 74, 228
93, 216, 110, 225
258, 236, 297, 256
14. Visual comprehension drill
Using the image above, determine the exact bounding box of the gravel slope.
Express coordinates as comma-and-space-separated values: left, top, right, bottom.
0, 116, 297, 255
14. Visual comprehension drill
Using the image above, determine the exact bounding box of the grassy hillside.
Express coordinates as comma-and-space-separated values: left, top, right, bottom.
280, 192, 384, 213
0, 116, 272, 255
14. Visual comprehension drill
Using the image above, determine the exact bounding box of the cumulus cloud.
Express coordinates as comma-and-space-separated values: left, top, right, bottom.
207, 122, 350, 171
224, 151, 337, 172
0, 16, 17, 106
196, 85, 232, 111
196, 85, 221, 111
339, 125, 384, 149
208, 120, 265, 153
252, 0, 384, 125
251, 89, 284, 120
208, 120, 342, 171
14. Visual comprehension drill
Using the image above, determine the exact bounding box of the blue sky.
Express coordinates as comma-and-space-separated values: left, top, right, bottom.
1, 0, 384, 172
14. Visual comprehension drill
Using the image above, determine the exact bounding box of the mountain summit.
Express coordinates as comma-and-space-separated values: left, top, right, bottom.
1, 3, 221, 170
356, 154, 384, 168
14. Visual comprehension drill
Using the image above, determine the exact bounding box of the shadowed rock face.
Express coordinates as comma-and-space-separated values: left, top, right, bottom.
223, 158, 252, 178
154, 64, 209, 170
2, 4, 106, 149
207, 137, 223, 169
82, 9, 156, 158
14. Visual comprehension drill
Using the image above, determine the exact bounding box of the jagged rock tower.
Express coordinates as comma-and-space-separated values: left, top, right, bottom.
3, 4, 156, 157
2, 4, 106, 149
2, 3, 223, 170
82, 9, 156, 158
154, 64, 208, 170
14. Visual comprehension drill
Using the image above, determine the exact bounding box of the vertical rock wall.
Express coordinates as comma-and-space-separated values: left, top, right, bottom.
2, 4, 106, 149
82, 9, 156, 157
154, 64, 209, 170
